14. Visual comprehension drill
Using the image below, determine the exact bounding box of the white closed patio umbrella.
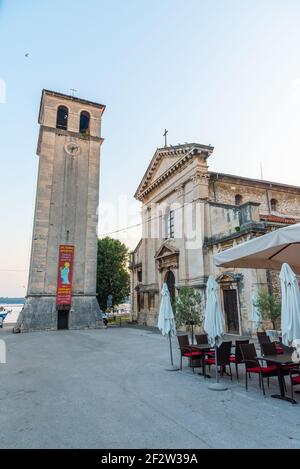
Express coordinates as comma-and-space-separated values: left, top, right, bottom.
204, 275, 227, 391
157, 283, 179, 371
251, 292, 261, 333
280, 263, 300, 346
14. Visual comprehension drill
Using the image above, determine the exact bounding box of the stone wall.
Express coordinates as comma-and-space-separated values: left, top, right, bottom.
209, 176, 300, 217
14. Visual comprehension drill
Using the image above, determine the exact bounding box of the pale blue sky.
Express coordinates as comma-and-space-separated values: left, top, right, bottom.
1, 0, 300, 296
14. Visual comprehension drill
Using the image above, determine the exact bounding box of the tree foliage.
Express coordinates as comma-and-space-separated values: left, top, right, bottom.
96, 237, 130, 311
173, 286, 202, 329
254, 289, 281, 330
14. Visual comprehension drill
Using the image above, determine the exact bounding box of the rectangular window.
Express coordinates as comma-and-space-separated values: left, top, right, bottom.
166, 210, 175, 239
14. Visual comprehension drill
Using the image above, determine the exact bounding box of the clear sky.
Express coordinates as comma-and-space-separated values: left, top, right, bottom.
1, 0, 300, 296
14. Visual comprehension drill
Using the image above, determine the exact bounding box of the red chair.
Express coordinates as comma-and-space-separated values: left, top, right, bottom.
258, 334, 283, 354
240, 343, 278, 395
205, 341, 233, 380
260, 341, 295, 391
195, 334, 208, 344
195, 333, 215, 357
289, 368, 300, 402
230, 339, 249, 380
177, 334, 202, 370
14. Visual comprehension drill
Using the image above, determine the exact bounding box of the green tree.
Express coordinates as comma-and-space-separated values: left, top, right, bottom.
173, 286, 202, 329
96, 237, 130, 311
254, 289, 281, 330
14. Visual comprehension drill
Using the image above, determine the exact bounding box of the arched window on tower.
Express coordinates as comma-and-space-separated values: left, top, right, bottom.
79, 111, 90, 135
270, 198, 278, 211
235, 194, 243, 206
56, 106, 68, 130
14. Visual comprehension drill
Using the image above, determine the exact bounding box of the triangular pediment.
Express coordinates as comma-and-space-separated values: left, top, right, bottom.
134, 143, 214, 201
150, 154, 182, 181
216, 272, 243, 283
155, 241, 179, 259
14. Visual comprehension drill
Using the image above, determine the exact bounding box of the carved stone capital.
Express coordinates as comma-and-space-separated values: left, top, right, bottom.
175, 184, 184, 197
191, 171, 210, 186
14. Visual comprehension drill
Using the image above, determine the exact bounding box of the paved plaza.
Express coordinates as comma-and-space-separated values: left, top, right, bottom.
0, 326, 300, 449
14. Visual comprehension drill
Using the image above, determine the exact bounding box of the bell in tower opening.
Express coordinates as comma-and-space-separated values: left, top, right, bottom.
15, 89, 105, 332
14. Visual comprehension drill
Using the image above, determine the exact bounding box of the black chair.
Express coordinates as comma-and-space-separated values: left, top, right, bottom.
278, 337, 294, 354
240, 343, 278, 395
177, 334, 202, 370
257, 333, 270, 345
205, 341, 233, 380
257, 331, 267, 339
289, 368, 300, 402
230, 339, 249, 380
195, 334, 208, 344
261, 341, 277, 356
258, 333, 283, 354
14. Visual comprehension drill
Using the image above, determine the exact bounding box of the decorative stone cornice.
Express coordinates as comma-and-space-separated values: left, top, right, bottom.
37, 126, 104, 155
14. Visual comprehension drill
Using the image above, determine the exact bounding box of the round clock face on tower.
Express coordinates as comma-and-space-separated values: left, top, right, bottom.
64, 142, 80, 156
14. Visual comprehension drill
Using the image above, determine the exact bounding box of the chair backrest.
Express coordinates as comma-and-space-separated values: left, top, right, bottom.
234, 339, 250, 363
240, 343, 258, 368
257, 334, 271, 345
216, 341, 232, 365
279, 343, 294, 354
257, 331, 267, 337
177, 335, 190, 352
261, 341, 277, 356
195, 334, 208, 345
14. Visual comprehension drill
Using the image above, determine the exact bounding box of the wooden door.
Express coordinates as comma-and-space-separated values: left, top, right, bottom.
223, 289, 239, 334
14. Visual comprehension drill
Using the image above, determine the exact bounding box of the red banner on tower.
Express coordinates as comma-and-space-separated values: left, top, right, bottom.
56, 245, 75, 307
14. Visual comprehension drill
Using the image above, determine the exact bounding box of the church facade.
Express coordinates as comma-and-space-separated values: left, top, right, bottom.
130, 143, 300, 334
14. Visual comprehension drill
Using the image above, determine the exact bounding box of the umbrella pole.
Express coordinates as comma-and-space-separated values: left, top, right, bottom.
169, 331, 173, 366
208, 340, 228, 391
215, 344, 219, 384
166, 331, 179, 372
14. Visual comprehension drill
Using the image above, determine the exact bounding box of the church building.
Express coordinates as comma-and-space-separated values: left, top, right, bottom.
130, 143, 300, 334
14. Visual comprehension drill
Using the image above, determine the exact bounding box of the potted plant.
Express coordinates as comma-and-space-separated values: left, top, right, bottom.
253, 289, 281, 330
173, 286, 202, 343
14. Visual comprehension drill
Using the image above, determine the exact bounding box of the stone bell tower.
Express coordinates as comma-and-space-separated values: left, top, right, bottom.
16, 89, 105, 331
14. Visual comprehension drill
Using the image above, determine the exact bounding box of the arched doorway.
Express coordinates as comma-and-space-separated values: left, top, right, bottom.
165, 270, 175, 302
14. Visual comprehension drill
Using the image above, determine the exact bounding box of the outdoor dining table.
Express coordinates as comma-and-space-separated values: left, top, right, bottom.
257, 353, 298, 404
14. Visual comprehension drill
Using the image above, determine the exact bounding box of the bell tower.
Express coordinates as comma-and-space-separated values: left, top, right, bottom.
16, 89, 105, 331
